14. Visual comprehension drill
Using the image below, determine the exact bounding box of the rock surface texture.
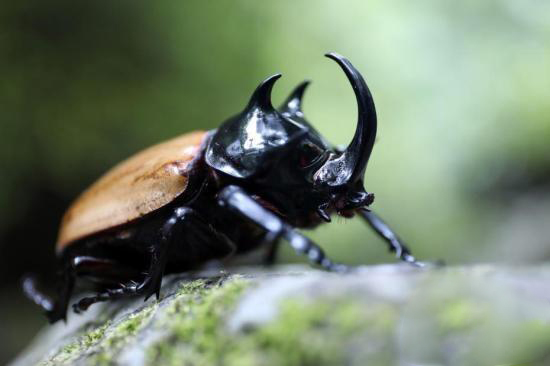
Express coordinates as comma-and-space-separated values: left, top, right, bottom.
10, 264, 550, 366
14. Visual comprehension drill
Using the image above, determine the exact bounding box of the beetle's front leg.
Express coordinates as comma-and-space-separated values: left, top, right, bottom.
217, 185, 347, 272
357, 208, 425, 267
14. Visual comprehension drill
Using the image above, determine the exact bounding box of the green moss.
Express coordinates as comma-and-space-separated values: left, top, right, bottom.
225, 300, 397, 366
40, 321, 111, 366
43, 343, 79, 365
81, 321, 111, 348
178, 278, 208, 295
147, 276, 250, 366
147, 278, 397, 366
37, 275, 398, 366
27, 268, 550, 366
89, 304, 156, 365
41, 304, 156, 366
437, 299, 484, 332
37, 277, 236, 366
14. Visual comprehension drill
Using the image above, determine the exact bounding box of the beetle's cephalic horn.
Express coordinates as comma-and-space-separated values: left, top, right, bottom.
313, 53, 377, 188
247, 73, 281, 110
280, 80, 310, 117
327, 52, 377, 184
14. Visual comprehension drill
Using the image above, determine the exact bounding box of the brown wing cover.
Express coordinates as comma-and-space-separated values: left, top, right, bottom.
56, 131, 208, 251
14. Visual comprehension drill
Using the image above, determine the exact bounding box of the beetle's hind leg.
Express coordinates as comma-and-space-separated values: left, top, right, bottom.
22, 260, 75, 323
24, 255, 143, 322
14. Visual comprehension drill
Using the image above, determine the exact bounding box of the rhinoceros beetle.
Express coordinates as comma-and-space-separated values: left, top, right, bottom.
23, 53, 423, 323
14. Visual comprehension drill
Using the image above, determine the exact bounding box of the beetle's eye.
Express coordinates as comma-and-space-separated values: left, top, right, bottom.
298, 143, 324, 168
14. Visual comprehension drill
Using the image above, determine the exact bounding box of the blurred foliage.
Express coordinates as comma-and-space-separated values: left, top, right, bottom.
1, 0, 550, 363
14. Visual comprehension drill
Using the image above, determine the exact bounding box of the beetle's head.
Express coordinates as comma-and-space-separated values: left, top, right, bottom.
206, 53, 377, 220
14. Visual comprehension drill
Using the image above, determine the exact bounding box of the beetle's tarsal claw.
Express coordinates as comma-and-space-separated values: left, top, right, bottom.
402, 253, 442, 269
316, 205, 331, 222
413, 259, 446, 268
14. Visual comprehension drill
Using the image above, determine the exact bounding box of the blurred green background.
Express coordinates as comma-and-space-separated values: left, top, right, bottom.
1, 0, 549, 363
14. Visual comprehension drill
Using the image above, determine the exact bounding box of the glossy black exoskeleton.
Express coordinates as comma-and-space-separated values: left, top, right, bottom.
24, 53, 424, 323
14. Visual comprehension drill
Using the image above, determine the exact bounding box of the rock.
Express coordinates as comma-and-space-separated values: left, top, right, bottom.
9, 264, 550, 366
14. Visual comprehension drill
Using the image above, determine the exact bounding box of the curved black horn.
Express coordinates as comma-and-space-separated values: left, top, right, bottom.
326, 52, 377, 183
246, 73, 282, 110
280, 80, 310, 117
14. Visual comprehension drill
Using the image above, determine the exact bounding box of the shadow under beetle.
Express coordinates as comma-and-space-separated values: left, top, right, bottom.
24, 53, 424, 323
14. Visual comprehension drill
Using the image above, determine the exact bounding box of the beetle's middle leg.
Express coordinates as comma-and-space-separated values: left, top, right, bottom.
72, 206, 233, 313
217, 185, 347, 272
72, 207, 189, 313
262, 240, 280, 266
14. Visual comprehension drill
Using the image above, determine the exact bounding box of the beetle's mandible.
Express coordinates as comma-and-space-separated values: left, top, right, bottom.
24, 53, 424, 323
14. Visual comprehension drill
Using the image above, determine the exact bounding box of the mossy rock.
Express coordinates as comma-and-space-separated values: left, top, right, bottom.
10, 265, 550, 366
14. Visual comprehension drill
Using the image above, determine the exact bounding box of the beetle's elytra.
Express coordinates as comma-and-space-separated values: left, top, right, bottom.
24, 53, 423, 323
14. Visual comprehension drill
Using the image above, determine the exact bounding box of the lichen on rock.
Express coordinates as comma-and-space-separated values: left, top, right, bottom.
10, 265, 550, 366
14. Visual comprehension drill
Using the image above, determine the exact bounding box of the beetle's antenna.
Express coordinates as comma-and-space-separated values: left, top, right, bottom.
247, 73, 282, 111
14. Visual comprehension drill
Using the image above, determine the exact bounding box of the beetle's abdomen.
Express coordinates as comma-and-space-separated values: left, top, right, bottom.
56, 131, 208, 252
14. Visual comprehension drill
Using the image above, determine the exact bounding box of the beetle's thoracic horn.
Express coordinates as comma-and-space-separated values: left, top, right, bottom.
280, 80, 310, 117
326, 52, 377, 184
247, 73, 282, 110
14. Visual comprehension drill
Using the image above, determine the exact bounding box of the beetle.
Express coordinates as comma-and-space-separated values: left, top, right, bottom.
23, 53, 423, 323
